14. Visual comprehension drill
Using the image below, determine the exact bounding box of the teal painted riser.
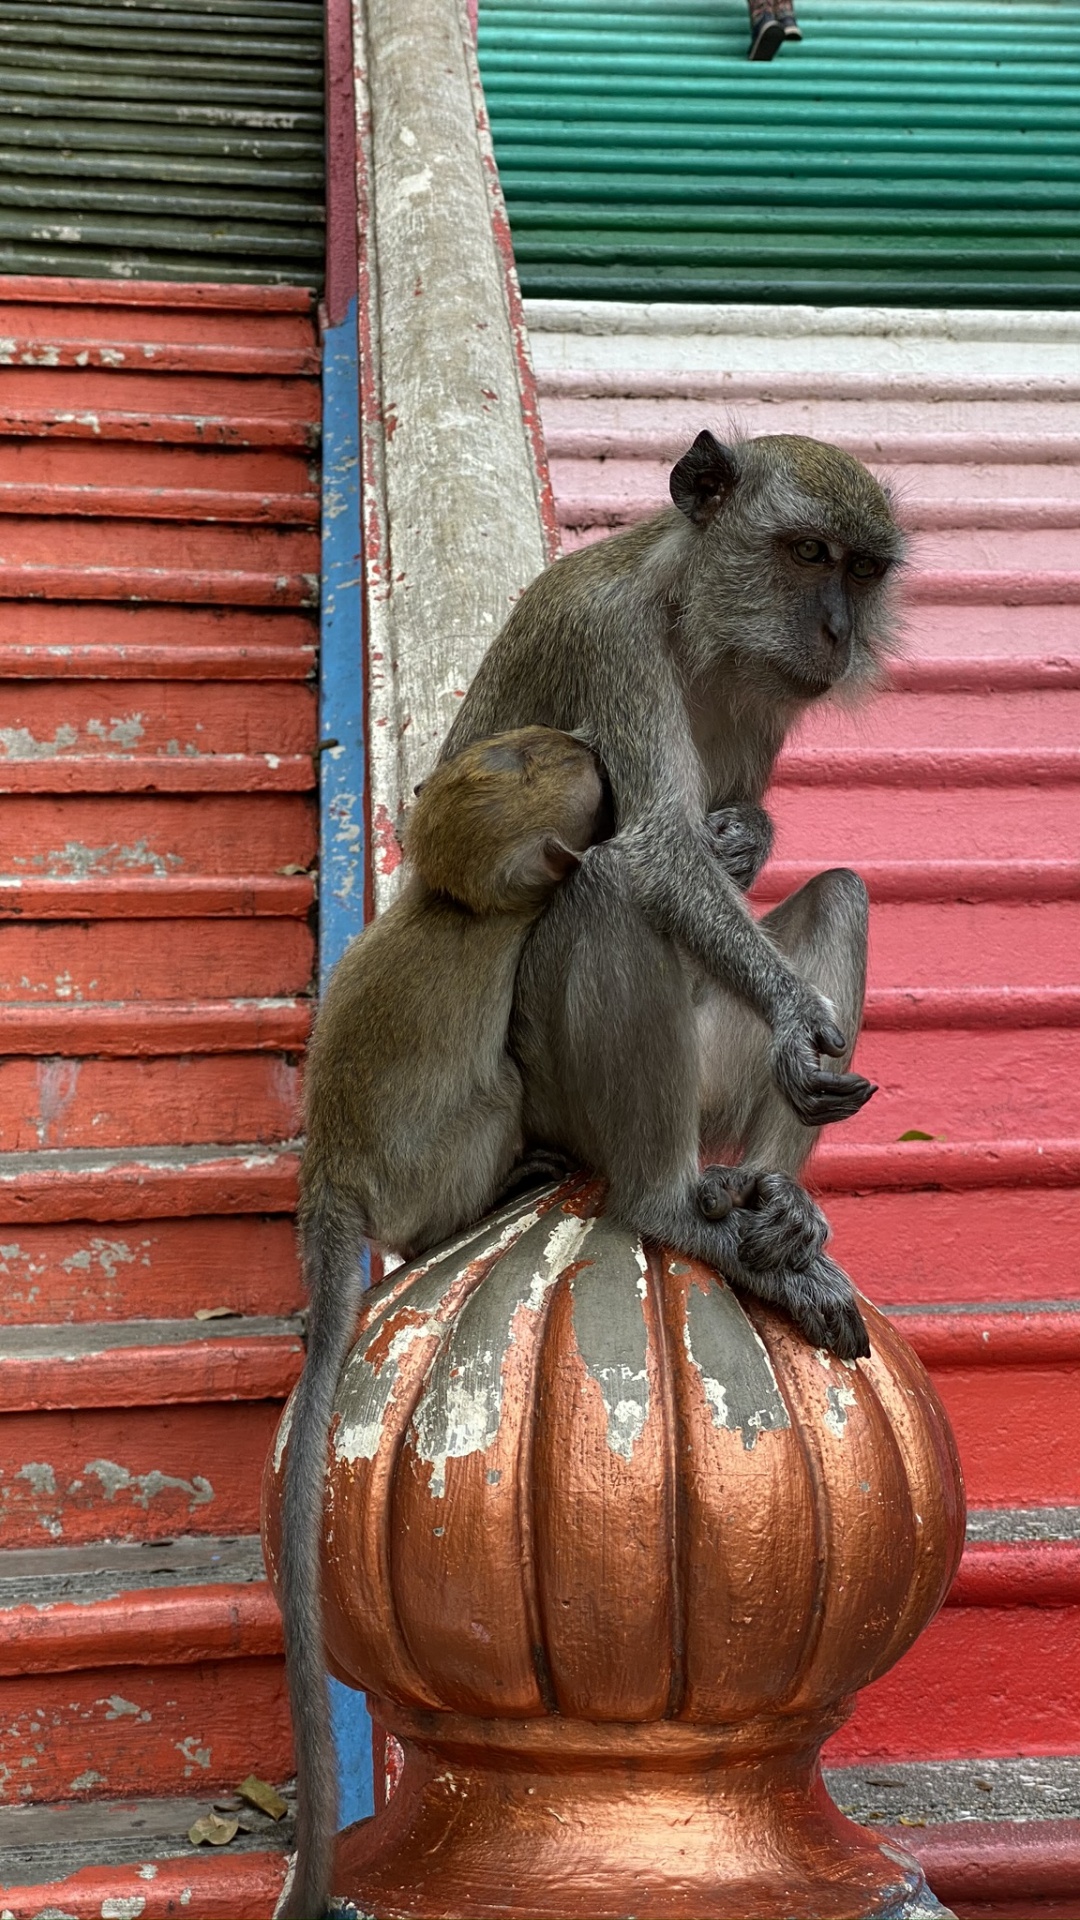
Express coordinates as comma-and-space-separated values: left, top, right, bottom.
478, 0, 1080, 305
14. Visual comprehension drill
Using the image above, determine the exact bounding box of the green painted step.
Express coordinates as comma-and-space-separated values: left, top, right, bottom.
479, 0, 1080, 306
0, 0, 324, 284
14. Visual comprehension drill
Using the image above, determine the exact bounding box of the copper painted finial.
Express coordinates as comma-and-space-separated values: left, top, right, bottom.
264, 1180, 964, 1919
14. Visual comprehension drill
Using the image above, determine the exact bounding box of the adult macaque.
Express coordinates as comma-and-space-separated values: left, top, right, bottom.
442, 431, 906, 1363
280, 726, 604, 1920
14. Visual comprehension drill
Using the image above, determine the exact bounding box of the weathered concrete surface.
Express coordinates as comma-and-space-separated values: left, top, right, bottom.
354, 0, 556, 908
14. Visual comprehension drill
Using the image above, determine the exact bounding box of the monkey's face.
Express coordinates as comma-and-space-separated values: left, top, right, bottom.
669, 429, 906, 701
768, 530, 896, 697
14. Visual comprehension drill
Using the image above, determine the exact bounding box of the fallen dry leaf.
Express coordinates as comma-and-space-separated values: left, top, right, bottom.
237, 1774, 288, 1821
188, 1811, 239, 1846
194, 1306, 239, 1321
898, 1815, 927, 1827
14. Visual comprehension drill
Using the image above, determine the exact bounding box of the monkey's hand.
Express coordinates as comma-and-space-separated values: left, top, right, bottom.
704, 803, 773, 893
771, 995, 877, 1127
700, 1166, 828, 1272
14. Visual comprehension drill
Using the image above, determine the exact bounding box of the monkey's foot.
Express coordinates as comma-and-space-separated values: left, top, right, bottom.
731, 1250, 870, 1363
494, 1148, 579, 1205
699, 1165, 828, 1271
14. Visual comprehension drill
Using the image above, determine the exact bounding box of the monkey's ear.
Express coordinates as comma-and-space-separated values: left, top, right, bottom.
539, 836, 583, 883
669, 431, 739, 525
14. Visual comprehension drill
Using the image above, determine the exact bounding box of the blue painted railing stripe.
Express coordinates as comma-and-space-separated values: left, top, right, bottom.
318, 293, 376, 1831
319, 295, 367, 989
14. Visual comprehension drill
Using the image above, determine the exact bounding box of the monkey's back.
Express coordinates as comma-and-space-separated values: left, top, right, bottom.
301, 881, 530, 1257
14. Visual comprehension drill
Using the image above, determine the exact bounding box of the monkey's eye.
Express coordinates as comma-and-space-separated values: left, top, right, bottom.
790, 538, 830, 565
849, 554, 886, 581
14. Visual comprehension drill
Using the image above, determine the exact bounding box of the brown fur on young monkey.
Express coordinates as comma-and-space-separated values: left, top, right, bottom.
279, 725, 604, 1920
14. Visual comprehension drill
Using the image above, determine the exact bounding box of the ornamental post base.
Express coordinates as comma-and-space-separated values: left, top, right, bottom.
333, 1703, 956, 1920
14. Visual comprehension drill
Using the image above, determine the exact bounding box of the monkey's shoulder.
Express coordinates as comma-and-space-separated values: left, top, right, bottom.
315, 882, 528, 1058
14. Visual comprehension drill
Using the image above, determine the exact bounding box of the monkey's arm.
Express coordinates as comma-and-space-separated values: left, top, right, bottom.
442, 579, 871, 1129
594, 669, 872, 1129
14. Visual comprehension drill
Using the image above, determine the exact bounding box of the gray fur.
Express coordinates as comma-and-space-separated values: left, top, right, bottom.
443, 430, 905, 1361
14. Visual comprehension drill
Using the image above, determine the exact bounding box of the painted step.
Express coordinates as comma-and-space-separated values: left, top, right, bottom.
0, 1027, 1068, 1155
0, 1658, 290, 1804
0, 437, 314, 501
0, 333, 317, 377
834, 1517, 1080, 1761
0, 875, 313, 918
0, 1052, 302, 1152
815, 1026, 1080, 1147
3, 1214, 304, 1326
0, 755, 315, 793
540, 408, 1080, 484
0, 512, 318, 578
0, 367, 320, 438
0, 791, 316, 878
0, 999, 311, 1056
892, 1305, 1080, 1508
823, 1758, 1080, 1920
1, 1318, 303, 1412
4, 990, 1068, 1054
861, 899, 1077, 991
0, 604, 317, 680
0, 1792, 291, 1920
0, 681, 317, 759
794, 689, 1080, 753
0, 401, 318, 453
828, 1186, 1080, 1307
0, 1141, 298, 1223
0, 1318, 301, 1548
766, 781, 1076, 863
0, 272, 314, 326
0, 917, 315, 1003
0, 1534, 279, 1675
549, 455, 1080, 532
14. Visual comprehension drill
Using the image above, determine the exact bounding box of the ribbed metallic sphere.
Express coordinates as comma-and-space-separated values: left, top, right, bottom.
263, 1179, 964, 1918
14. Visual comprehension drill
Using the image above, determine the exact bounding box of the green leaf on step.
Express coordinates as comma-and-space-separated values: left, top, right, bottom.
897, 1129, 936, 1141
188, 1811, 239, 1846
238, 1774, 289, 1821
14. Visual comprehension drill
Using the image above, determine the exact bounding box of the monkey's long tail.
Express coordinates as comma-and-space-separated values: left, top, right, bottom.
278, 1192, 365, 1920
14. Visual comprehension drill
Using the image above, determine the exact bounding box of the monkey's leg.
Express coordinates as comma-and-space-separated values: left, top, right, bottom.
513, 852, 745, 1268
697, 869, 872, 1358
700, 866, 868, 1174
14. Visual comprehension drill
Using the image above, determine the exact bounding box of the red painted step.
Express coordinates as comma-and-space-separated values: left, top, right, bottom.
0, 1846, 290, 1920
2, 1402, 288, 1549
0, 680, 318, 756
0, 1000, 311, 1056
0, 792, 316, 877
0, 280, 318, 1885
0, 440, 316, 502
0, 604, 317, 679
0, 368, 320, 435
2, 1216, 304, 1326
0, 918, 315, 1002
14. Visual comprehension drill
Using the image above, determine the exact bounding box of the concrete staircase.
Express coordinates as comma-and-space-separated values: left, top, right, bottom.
0, 277, 313, 1917
529, 297, 1080, 1919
